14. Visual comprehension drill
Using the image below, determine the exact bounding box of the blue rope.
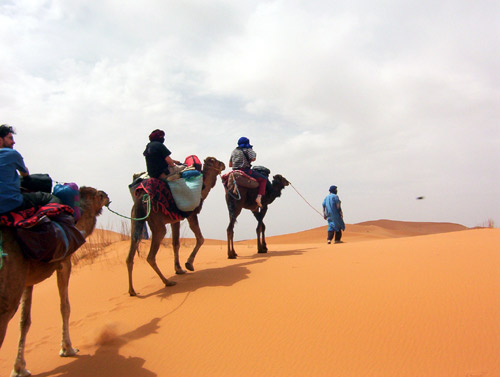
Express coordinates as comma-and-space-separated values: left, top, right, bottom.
0, 231, 7, 271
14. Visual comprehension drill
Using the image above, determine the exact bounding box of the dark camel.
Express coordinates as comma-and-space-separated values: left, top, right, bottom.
226, 174, 289, 259
126, 157, 225, 296
0, 187, 109, 377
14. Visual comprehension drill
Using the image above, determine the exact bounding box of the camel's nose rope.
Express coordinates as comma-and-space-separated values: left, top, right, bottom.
288, 182, 325, 219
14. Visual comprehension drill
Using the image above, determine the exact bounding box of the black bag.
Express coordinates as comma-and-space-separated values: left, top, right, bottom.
16, 213, 86, 262
252, 166, 271, 178
20, 174, 53, 193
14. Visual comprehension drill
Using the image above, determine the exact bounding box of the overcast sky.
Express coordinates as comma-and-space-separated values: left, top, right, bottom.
1, 0, 499, 240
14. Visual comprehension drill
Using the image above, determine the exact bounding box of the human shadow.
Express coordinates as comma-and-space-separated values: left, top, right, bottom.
35, 317, 162, 377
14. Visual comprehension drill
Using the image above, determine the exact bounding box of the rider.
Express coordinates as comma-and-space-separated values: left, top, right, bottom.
0, 124, 57, 214
229, 137, 266, 207
143, 129, 183, 180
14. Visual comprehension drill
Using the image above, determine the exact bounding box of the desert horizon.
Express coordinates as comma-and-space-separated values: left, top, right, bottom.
1, 219, 499, 377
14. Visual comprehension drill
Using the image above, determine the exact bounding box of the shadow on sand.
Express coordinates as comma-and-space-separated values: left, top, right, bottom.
34, 247, 311, 377
36, 318, 162, 377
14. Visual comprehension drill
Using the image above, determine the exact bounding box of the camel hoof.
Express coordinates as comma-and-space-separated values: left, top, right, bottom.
258, 250, 268, 254
165, 280, 177, 287
129, 290, 138, 297
11, 368, 31, 377
60, 347, 79, 357
228, 255, 237, 259
185, 262, 194, 271
175, 269, 186, 275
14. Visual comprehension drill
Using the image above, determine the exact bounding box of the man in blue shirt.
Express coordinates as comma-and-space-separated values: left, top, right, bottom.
0, 124, 29, 213
322, 185, 345, 244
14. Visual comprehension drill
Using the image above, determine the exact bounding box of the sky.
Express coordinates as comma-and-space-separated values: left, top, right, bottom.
1, 0, 499, 241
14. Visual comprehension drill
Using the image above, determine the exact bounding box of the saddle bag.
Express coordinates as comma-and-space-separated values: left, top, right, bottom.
252, 166, 271, 178
232, 170, 259, 189
184, 155, 202, 172
53, 183, 81, 221
167, 174, 203, 211
16, 213, 86, 263
20, 173, 53, 193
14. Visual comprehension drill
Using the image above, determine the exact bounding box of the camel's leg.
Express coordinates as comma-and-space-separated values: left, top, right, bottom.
185, 214, 204, 271
171, 222, 185, 275
126, 218, 145, 296
12, 286, 33, 377
226, 195, 242, 259
253, 207, 268, 253
0, 269, 25, 349
57, 259, 78, 357
147, 222, 176, 287
226, 214, 239, 259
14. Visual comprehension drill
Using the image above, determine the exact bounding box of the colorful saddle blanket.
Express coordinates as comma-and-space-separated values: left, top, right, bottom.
135, 178, 186, 221
0, 202, 74, 228
0, 203, 85, 263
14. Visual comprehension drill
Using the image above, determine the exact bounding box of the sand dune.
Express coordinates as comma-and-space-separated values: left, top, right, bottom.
1, 221, 498, 377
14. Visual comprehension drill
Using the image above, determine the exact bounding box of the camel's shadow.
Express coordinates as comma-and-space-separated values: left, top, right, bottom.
35, 317, 161, 377
33, 248, 309, 376
135, 247, 310, 301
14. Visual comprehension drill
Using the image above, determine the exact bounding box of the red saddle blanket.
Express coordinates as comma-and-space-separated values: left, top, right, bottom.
135, 178, 186, 221
0, 203, 74, 227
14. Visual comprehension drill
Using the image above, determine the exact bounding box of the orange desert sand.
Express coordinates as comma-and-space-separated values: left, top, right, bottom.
1, 220, 499, 377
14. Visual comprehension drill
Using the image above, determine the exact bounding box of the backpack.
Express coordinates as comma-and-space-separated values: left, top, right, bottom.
184, 155, 202, 172
20, 173, 53, 193
53, 183, 81, 221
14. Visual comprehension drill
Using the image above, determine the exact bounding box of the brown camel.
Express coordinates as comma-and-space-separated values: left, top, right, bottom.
0, 187, 109, 377
126, 156, 225, 296
226, 174, 289, 259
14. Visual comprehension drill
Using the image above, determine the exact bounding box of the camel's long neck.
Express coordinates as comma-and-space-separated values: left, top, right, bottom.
266, 184, 285, 205
75, 204, 100, 238
201, 170, 219, 200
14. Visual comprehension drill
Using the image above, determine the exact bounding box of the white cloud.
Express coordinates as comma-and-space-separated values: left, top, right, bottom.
1, 0, 499, 240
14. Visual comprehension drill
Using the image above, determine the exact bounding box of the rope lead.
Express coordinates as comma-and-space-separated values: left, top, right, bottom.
289, 182, 325, 219
105, 194, 152, 221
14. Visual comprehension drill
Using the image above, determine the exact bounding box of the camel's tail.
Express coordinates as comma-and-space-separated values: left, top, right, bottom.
131, 202, 148, 243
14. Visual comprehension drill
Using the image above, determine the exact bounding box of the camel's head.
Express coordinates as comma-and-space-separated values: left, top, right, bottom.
79, 186, 110, 216
272, 174, 290, 189
203, 157, 226, 174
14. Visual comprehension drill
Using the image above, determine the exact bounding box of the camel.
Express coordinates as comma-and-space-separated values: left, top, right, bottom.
0, 187, 109, 377
226, 174, 289, 259
126, 156, 225, 296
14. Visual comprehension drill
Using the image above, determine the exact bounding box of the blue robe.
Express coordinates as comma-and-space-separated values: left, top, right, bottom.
322, 193, 345, 232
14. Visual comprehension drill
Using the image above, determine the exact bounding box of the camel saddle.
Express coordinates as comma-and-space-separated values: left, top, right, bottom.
0, 203, 85, 263
135, 178, 186, 221
222, 170, 259, 195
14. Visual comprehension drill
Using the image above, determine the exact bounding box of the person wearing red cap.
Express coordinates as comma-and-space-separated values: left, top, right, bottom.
143, 129, 182, 180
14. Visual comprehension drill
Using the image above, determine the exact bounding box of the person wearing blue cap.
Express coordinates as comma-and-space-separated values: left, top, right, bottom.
229, 137, 266, 207
322, 185, 345, 244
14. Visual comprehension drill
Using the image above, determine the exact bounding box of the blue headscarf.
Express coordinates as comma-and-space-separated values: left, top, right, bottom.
237, 137, 253, 149
329, 185, 337, 194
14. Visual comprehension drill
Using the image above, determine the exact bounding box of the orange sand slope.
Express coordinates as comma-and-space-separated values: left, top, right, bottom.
1, 222, 498, 377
